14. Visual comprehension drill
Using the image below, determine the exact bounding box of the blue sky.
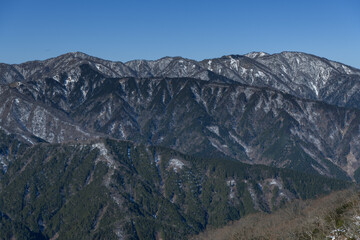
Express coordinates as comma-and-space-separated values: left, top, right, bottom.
1, 0, 359, 68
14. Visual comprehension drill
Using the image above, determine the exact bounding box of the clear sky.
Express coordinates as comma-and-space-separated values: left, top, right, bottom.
1, 0, 359, 68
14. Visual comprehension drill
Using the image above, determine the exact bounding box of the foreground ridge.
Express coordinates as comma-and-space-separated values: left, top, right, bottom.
0, 134, 351, 239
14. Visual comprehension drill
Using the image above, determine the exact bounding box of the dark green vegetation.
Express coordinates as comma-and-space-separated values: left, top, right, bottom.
0, 135, 352, 239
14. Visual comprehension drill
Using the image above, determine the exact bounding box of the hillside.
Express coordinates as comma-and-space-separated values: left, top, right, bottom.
0, 131, 351, 239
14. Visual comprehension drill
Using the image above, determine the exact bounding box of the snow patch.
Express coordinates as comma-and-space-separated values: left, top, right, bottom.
53, 75, 60, 82
118, 124, 126, 138
92, 143, 116, 168
209, 138, 229, 154
229, 132, 251, 154
240, 67, 247, 75
0, 155, 8, 173
207, 60, 213, 71
281, 65, 288, 74
154, 153, 160, 166
190, 86, 209, 112
353, 216, 360, 226
227, 179, 236, 199
168, 158, 185, 173
310, 81, 319, 96
254, 98, 263, 111
259, 52, 267, 57
311, 164, 325, 175
269, 179, 283, 189
65, 76, 77, 89
21, 135, 35, 144
243, 88, 254, 100
227, 179, 236, 186
342, 65, 353, 75
109, 122, 116, 133
80, 85, 87, 98
254, 71, 266, 78
207, 125, 220, 136
245, 52, 268, 58
230, 57, 238, 71
95, 63, 109, 73
191, 86, 201, 103
327, 228, 346, 240
162, 91, 166, 104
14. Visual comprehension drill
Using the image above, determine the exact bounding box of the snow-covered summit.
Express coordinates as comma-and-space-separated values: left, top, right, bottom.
244, 52, 269, 59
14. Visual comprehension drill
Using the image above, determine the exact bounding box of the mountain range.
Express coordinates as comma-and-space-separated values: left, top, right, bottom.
0, 51, 359, 239
0, 51, 360, 180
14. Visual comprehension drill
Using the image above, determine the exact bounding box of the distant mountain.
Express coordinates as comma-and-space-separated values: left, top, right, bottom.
2, 51, 360, 109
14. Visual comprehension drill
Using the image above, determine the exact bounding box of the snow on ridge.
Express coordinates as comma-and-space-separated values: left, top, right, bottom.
245, 52, 269, 58
95, 63, 103, 71
342, 65, 353, 75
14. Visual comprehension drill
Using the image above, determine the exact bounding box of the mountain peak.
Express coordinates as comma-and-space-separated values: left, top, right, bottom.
244, 51, 269, 58
58, 51, 98, 61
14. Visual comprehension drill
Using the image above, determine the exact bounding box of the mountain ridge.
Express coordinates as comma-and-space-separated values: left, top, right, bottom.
2, 51, 360, 110
1, 52, 360, 182
3, 51, 359, 70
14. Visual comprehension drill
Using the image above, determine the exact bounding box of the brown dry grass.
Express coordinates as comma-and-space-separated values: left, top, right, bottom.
192, 189, 360, 240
